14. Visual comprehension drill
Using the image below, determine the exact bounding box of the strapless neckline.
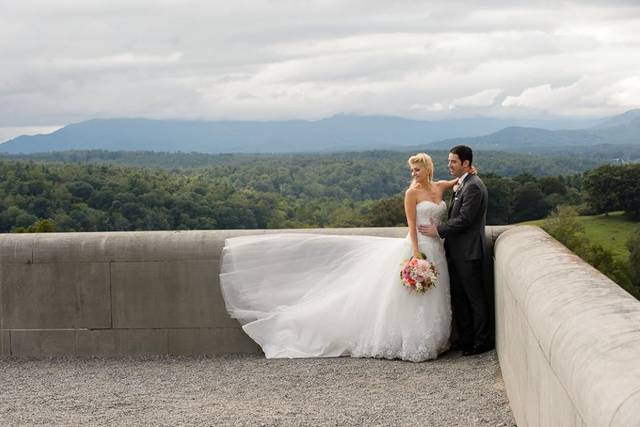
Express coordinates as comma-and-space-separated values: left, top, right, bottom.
417, 200, 445, 207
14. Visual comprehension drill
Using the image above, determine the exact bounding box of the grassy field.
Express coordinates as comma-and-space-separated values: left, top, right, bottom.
525, 211, 640, 262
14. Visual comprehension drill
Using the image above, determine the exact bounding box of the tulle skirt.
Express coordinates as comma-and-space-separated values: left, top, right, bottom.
219, 233, 451, 362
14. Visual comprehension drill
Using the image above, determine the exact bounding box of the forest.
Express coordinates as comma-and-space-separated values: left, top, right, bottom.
0, 150, 590, 233
0, 148, 607, 175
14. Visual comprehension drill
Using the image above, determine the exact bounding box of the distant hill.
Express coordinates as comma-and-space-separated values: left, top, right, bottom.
0, 114, 601, 154
426, 109, 640, 154
591, 109, 640, 129
427, 127, 601, 151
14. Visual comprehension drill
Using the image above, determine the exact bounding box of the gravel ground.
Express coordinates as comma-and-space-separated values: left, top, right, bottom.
0, 350, 515, 426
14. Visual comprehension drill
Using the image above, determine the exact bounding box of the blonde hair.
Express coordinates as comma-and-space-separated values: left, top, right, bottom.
407, 153, 434, 183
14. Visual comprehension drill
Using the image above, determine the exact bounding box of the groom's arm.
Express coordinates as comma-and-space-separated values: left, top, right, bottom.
437, 183, 483, 238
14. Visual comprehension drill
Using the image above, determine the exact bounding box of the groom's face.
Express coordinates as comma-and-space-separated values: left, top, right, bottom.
447, 153, 465, 178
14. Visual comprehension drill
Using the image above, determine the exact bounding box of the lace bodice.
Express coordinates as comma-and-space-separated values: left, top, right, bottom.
416, 200, 447, 224
413, 200, 447, 246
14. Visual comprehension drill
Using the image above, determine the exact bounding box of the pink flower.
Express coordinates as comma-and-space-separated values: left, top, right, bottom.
400, 257, 439, 293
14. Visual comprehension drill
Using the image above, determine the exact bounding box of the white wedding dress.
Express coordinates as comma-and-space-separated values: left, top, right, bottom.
219, 200, 451, 362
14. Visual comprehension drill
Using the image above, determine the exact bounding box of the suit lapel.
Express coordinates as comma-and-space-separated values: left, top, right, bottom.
449, 174, 470, 218
448, 189, 455, 217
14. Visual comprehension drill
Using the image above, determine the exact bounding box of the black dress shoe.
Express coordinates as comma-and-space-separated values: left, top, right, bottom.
462, 343, 492, 356
450, 341, 471, 352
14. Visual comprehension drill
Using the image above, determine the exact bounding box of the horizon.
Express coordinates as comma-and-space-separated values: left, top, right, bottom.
0, 108, 631, 144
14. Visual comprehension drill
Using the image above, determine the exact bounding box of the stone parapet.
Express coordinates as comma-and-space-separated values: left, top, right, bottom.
0, 227, 437, 357
494, 226, 640, 427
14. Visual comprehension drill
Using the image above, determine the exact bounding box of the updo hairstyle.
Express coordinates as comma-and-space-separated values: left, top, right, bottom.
407, 153, 434, 183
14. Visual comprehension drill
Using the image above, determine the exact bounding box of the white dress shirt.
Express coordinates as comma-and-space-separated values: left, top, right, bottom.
457, 172, 469, 192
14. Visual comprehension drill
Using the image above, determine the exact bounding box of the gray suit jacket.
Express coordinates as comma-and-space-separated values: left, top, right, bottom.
436, 174, 488, 261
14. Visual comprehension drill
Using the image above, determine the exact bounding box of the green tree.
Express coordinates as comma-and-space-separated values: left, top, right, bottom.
512, 172, 537, 185
67, 181, 95, 200
14, 212, 37, 229
583, 165, 623, 215
627, 230, 640, 294
619, 164, 640, 219
542, 206, 588, 250
512, 182, 551, 223
15, 218, 57, 233
29, 196, 53, 218
0, 206, 28, 231
365, 196, 406, 227
484, 174, 515, 225
539, 176, 567, 196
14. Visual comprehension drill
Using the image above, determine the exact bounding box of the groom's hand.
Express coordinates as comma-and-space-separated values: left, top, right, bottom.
418, 223, 439, 237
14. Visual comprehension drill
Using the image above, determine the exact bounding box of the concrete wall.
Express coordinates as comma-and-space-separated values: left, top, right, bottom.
0, 226, 509, 357
494, 226, 640, 427
1, 227, 421, 357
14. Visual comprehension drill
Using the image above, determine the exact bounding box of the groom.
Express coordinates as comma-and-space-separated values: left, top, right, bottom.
419, 145, 491, 356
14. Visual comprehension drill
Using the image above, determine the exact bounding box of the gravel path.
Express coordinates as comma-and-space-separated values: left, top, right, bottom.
0, 350, 514, 426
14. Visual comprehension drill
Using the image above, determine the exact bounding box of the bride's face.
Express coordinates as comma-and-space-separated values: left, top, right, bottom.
410, 163, 427, 182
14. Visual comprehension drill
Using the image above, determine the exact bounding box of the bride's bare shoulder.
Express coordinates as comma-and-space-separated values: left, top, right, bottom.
406, 180, 424, 192
433, 178, 457, 190
405, 184, 422, 200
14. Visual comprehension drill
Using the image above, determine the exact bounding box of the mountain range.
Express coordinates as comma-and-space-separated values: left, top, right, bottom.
0, 110, 638, 155
428, 109, 640, 153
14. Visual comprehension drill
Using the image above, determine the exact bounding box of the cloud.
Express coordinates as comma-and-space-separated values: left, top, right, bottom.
502, 76, 640, 116
33, 52, 184, 70
606, 77, 640, 107
502, 83, 570, 109
453, 89, 503, 107
0, 0, 639, 128
409, 103, 449, 113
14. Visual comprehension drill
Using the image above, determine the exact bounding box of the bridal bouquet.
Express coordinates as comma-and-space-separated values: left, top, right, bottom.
400, 255, 438, 293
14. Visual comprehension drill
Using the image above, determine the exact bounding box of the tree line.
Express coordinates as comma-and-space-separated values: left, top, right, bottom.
0, 156, 578, 233
0, 148, 606, 176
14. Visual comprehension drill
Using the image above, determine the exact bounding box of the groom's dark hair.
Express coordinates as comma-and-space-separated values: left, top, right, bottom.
450, 145, 473, 166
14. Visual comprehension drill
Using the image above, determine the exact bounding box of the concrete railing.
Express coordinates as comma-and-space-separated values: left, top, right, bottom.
0, 227, 403, 356
0, 226, 508, 357
494, 226, 640, 427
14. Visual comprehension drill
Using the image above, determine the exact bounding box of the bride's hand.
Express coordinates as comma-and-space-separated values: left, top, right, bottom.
470, 166, 478, 175
412, 251, 424, 260
452, 177, 460, 192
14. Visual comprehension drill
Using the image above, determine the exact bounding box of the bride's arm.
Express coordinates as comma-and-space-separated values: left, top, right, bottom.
434, 178, 458, 190
404, 188, 423, 259
434, 166, 477, 190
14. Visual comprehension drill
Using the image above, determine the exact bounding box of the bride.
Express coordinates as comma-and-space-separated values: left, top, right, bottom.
219, 153, 459, 362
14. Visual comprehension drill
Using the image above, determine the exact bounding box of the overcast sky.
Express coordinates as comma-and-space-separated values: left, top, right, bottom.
1, 0, 639, 140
